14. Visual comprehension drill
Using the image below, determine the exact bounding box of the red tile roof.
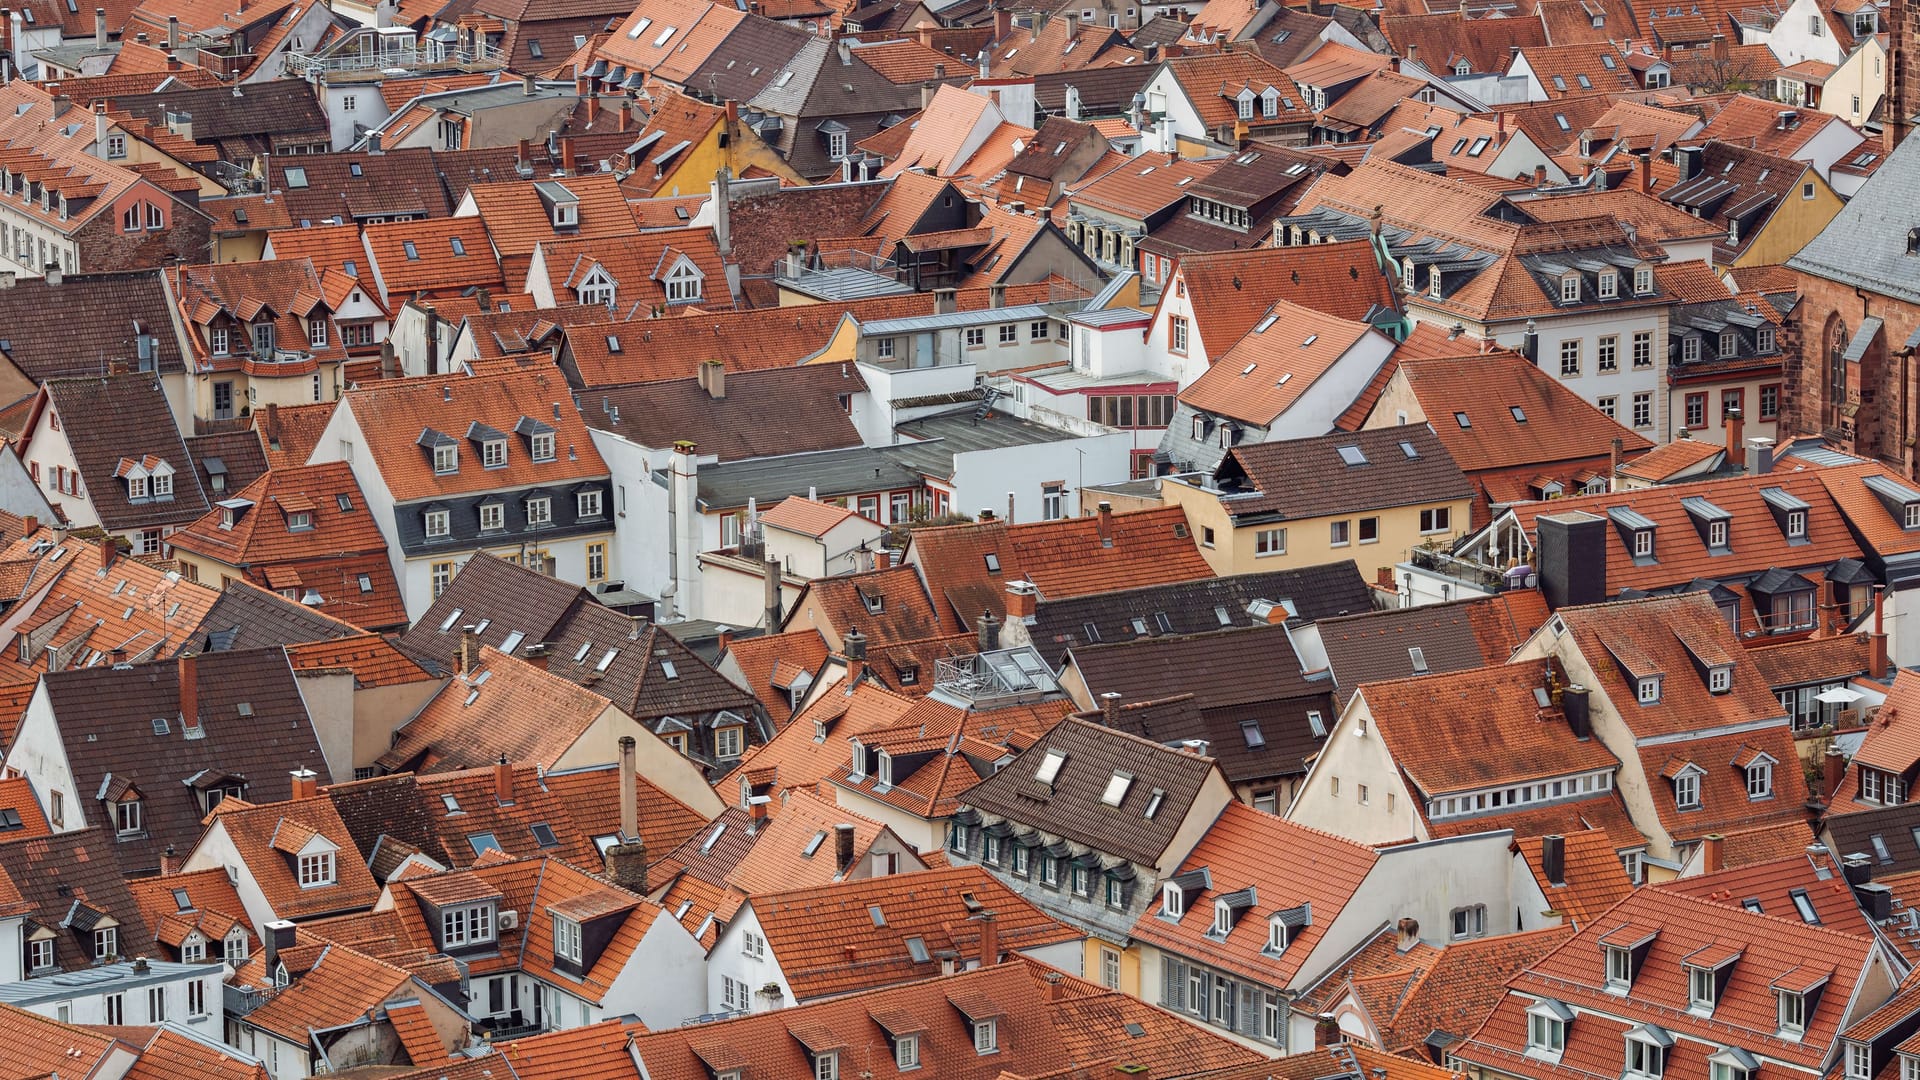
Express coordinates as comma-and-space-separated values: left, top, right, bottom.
1133, 801, 1377, 987
1180, 301, 1382, 426
747, 864, 1080, 999
1165, 240, 1399, 356
1515, 829, 1634, 925
1392, 352, 1654, 473
1660, 847, 1872, 939
721, 629, 830, 724
462, 174, 640, 259
205, 793, 382, 920
121, 1026, 272, 1080
379, 646, 616, 774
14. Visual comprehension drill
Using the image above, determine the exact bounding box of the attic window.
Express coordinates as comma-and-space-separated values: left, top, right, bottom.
1455, 412, 1471, 428
1101, 772, 1133, 806
1240, 719, 1265, 748
1510, 406, 1527, 423
1410, 647, 1430, 675
285, 167, 308, 189
984, 553, 1000, 573
1336, 445, 1367, 466
803, 830, 827, 858
1035, 748, 1068, 784
402, 241, 419, 260
906, 936, 929, 962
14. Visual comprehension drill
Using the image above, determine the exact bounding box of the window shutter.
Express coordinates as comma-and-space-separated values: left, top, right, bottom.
1237, 983, 1261, 1037
1164, 959, 1186, 1010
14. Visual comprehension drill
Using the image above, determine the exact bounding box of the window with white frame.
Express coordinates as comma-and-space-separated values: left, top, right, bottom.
896, 1034, 920, 1069
973, 1019, 998, 1053
442, 903, 494, 947
27, 938, 52, 971
1747, 761, 1773, 798
1451, 904, 1486, 938
664, 258, 703, 302
1599, 271, 1618, 298
1256, 527, 1286, 555
95, 927, 118, 961
308, 318, 328, 348
479, 503, 504, 531
1528, 1010, 1566, 1054
1674, 770, 1700, 808
1626, 1035, 1665, 1077
298, 851, 335, 887
553, 916, 582, 963
1778, 990, 1807, 1032
526, 497, 552, 526
742, 930, 767, 959
209, 326, 229, 355
424, 510, 450, 538
1847, 1043, 1872, 1080
1561, 275, 1581, 302
578, 489, 602, 517
716, 725, 744, 758
530, 432, 554, 461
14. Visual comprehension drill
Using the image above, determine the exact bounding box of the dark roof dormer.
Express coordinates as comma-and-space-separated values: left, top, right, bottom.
1865, 474, 1920, 532
1759, 486, 1810, 545
1680, 496, 1732, 555
1608, 506, 1658, 565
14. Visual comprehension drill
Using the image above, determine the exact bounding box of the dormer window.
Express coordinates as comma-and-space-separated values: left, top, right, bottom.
530, 432, 554, 461
1561, 274, 1581, 302
424, 509, 450, 538
1267, 916, 1288, 952
553, 201, 577, 228
1777, 989, 1807, 1033
1527, 1000, 1572, 1055
1212, 899, 1232, 935
876, 750, 892, 788
1708, 520, 1727, 548
1720, 330, 1738, 357
1261, 87, 1278, 118
1709, 666, 1732, 693
287, 510, 312, 531
1162, 881, 1185, 917
1429, 267, 1443, 297
1638, 677, 1661, 703
129, 475, 148, 500
1626, 1026, 1670, 1077
1236, 90, 1254, 119
1634, 265, 1654, 295
298, 850, 335, 887
1605, 945, 1634, 989
483, 439, 506, 468
1403, 260, 1416, 291
1672, 766, 1701, 809
553, 915, 582, 963
434, 445, 457, 474
114, 796, 142, 836
252, 322, 276, 356
1599, 270, 1618, 298
662, 256, 704, 303
1634, 529, 1653, 558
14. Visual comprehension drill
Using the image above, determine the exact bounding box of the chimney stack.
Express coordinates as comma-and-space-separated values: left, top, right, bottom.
1824, 747, 1847, 802
99, 534, 116, 571
263, 920, 296, 974
1541, 834, 1565, 885
603, 736, 649, 892
1096, 501, 1113, 544
159, 843, 176, 876
166, 13, 178, 48
290, 768, 318, 800
977, 610, 1001, 651
764, 553, 783, 630
975, 911, 1000, 966
843, 626, 867, 660
1100, 690, 1121, 725
1745, 436, 1774, 475
1724, 406, 1743, 462
494, 753, 514, 805
1873, 584, 1890, 679
178, 653, 198, 729
1394, 917, 1420, 951
1005, 580, 1037, 624
834, 822, 856, 875
748, 794, 770, 832
701, 360, 726, 399
933, 288, 958, 314
1536, 512, 1607, 609
1702, 832, 1725, 873
94, 8, 106, 48
1561, 684, 1591, 739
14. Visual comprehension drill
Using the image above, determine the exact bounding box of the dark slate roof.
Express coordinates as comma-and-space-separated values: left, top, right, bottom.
961, 716, 1218, 866
1787, 126, 1920, 303
0, 271, 186, 381
185, 428, 271, 501
396, 553, 588, 673
1824, 802, 1920, 880
1318, 600, 1500, 707
183, 580, 360, 655
0, 827, 153, 972
40, 648, 326, 876
1065, 622, 1335, 784
1026, 562, 1372, 660
1215, 424, 1473, 519
579, 365, 868, 459
111, 81, 329, 144
44, 372, 211, 532
684, 16, 816, 103
541, 601, 761, 723
325, 773, 446, 875
1033, 65, 1157, 115
260, 149, 455, 225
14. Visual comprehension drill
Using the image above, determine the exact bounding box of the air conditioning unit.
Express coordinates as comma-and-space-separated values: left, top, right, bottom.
497, 910, 519, 930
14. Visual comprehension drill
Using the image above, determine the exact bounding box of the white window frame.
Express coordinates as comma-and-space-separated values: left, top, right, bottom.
298, 851, 335, 887
553, 917, 583, 963
973, 1019, 998, 1054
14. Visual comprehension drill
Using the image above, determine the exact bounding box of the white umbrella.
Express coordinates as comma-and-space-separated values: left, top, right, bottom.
1816, 686, 1866, 704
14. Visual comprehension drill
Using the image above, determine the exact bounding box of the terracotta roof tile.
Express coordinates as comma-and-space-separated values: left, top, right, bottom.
119, 1027, 271, 1080
1661, 847, 1871, 938
1384, 925, 1577, 1053
579, 365, 866, 457
126, 867, 254, 960
1162, 51, 1314, 130
1166, 240, 1398, 358
1180, 301, 1386, 427
1515, 830, 1634, 926
285, 633, 436, 688
722, 787, 914, 896
207, 795, 381, 920
1393, 352, 1654, 474
1132, 800, 1376, 987
1380, 10, 1547, 73
462, 174, 639, 258
381, 646, 615, 773
363, 217, 502, 302
0, 1003, 123, 1078
1217, 423, 1472, 519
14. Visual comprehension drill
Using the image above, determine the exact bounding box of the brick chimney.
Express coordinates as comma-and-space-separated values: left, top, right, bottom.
178, 653, 198, 729
1100, 691, 1121, 724
494, 753, 514, 805
1724, 406, 1743, 462
834, 822, 856, 875
1824, 747, 1847, 801
1005, 580, 1037, 624
1096, 500, 1113, 545
977, 610, 1001, 651
99, 534, 115, 571
603, 735, 649, 892
1873, 585, 1890, 678
290, 768, 318, 800
975, 910, 1000, 965
748, 793, 770, 833
1702, 832, 1724, 873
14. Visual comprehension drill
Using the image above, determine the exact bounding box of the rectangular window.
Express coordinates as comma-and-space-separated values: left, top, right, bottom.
1632, 392, 1652, 428
479, 504, 504, 531
1560, 339, 1581, 376
1599, 395, 1617, 419
526, 497, 551, 526
28, 938, 52, 971
1686, 393, 1706, 429
188, 979, 207, 1016
1760, 384, 1780, 419
587, 542, 607, 582
1723, 389, 1744, 419
998, 324, 1017, 345
1330, 520, 1350, 547
96, 927, 117, 961
1420, 507, 1451, 533
1255, 527, 1286, 556
308, 318, 328, 348
105, 993, 124, 1025
298, 852, 334, 886
716, 726, 744, 758
1169, 315, 1189, 355
554, 917, 582, 963
1598, 335, 1618, 371
209, 327, 229, 356
1632, 331, 1653, 368
965, 328, 985, 348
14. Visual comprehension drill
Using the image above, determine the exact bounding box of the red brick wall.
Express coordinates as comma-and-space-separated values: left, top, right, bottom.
1787, 267, 1920, 478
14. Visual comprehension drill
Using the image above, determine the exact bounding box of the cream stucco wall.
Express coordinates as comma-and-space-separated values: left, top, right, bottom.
1160, 476, 1470, 583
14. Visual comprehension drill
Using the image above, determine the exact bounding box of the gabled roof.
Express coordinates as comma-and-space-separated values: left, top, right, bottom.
1660, 847, 1872, 939
630, 955, 1266, 1079
1132, 800, 1376, 987
1181, 301, 1386, 428
747, 864, 1080, 1000
1694, 94, 1856, 161
127, 866, 255, 958
365, 217, 503, 300
1166, 240, 1397, 354
961, 716, 1219, 866
203, 793, 381, 920
0, 270, 187, 381
184, 578, 359, 656
121, 1026, 271, 1080
730, 680, 920, 802
1320, 591, 1551, 706
235, 939, 420, 1043
1382, 925, 1578, 1053
723, 786, 914, 896
1159, 51, 1314, 130
1028, 562, 1374, 657
167, 463, 405, 630
380, 646, 615, 774
0, 1002, 124, 1077
41, 648, 327, 876
1354, 661, 1620, 799
1380, 10, 1547, 73
582, 365, 866, 460
39, 372, 210, 531
1454, 887, 1877, 1076
340, 369, 608, 504
462, 174, 640, 258
0, 826, 151, 972
1843, 667, 1920, 777
722, 629, 830, 722
396, 552, 587, 670
1393, 352, 1654, 472
539, 602, 761, 723
1516, 830, 1634, 926
794, 563, 949, 646
1215, 423, 1472, 517
909, 505, 1215, 630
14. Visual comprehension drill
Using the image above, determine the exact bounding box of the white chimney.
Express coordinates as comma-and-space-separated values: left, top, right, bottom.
669, 441, 702, 619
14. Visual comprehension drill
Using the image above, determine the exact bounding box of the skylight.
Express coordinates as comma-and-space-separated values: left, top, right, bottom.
1400, 441, 1419, 458
652, 25, 676, 46
597, 648, 620, 672
1455, 411, 1472, 428
1510, 406, 1528, 422
1410, 646, 1430, 674
1102, 771, 1133, 806
1143, 788, 1165, 819
629, 15, 651, 37
803, 830, 827, 857
1035, 749, 1068, 784
869, 905, 887, 926
1254, 313, 1278, 334
701, 823, 728, 854
906, 936, 930, 962
1336, 445, 1368, 466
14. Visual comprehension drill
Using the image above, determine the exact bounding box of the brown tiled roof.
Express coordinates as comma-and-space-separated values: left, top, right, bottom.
121, 1026, 272, 1080
1180, 301, 1383, 427
627, 956, 1264, 1080
749, 865, 1079, 999
1383, 925, 1576, 1052
37, 373, 211, 531
0, 270, 188, 381
286, 633, 436, 688
0, 826, 151, 971
1381, 10, 1547, 72
257, 401, 337, 469
962, 716, 1218, 866
1216, 423, 1472, 518
730, 682, 919, 800
1394, 352, 1654, 473
909, 505, 1214, 629
721, 629, 830, 723
1356, 661, 1619, 798
363, 217, 502, 301
1747, 633, 1871, 689
1612, 437, 1725, 481
722, 786, 912, 896
40, 648, 327, 877
1660, 847, 1872, 938
1320, 592, 1549, 707
381, 647, 615, 773
1132, 800, 1376, 986
1458, 888, 1872, 1078
205, 794, 381, 920
1514, 830, 1633, 926
237, 939, 416, 1041
339, 369, 607, 503
580, 365, 865, 459
1694, 95, 1854, 159
793, 563, 950, 646
463, 174, 639, 259
126, 867, 255, 960
0, 1003, 123, 1078
1161, 51, 1313, 130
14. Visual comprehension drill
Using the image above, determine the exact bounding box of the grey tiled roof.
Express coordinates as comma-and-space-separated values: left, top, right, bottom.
962, 716, 1218, 866
1787, 128, 1920, 303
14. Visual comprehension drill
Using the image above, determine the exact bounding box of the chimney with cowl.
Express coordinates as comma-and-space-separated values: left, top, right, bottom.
603, 736, 648, 892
